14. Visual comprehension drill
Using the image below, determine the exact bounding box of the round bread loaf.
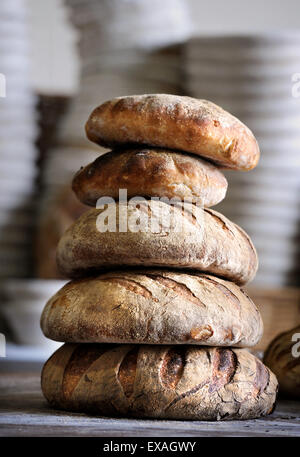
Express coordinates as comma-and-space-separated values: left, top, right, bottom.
41, 269, 263, 347
85, 94, 260, 171
41, 343, 278, 420
264, 325, 300, 399
56, 201, 258, 285
72, 148, 228, 207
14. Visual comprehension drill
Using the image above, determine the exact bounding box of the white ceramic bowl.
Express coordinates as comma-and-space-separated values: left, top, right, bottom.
0, 279, 67, 345
1, 301, 61, 348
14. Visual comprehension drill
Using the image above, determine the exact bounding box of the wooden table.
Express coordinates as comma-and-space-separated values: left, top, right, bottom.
0, 368, 299, 437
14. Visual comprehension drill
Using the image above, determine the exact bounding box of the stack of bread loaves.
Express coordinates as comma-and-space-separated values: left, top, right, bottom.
40, 94, 278, 420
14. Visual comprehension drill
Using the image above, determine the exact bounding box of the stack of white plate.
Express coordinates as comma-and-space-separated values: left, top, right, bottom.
38, 0, 191, 234
66, 0, 191, 52
57, 0, 191, 149
0, 0, 38, 279
185, 33, 300, 287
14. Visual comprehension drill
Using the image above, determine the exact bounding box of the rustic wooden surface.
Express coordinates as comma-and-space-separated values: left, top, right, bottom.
0, 370, 299, 437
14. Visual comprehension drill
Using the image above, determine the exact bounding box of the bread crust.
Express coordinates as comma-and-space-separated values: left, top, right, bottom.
72, 147, 228, 207
264, 325, 300, 399
56, 202, 258, 285
85, 94, 260, 171
41, 343, 278, 420
41, 269, 263, 347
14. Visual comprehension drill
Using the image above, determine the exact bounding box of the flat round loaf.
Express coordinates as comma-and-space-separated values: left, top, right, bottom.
41, 343, 277, 420
72, 148, 228, 207
41, 269, 263, 347
85, 94, 260, 171
56, 201, 258, 285
264, 325, 300, 399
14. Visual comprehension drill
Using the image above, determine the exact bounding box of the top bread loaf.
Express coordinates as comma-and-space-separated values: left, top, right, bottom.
86, 94, 260, 171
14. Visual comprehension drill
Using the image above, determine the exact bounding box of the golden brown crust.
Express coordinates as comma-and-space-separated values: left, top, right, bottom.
72, 148, 228, 207
85, 94, 260, 171
264, 325, 300, 399
40, 269, 263, 347
41, 343, 278, 420
56, 202, 258, 285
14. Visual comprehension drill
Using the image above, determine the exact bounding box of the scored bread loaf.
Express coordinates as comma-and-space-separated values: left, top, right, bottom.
41, 269, 263, 347
85, 94, 260, 171
41, 343, 278, 420
264, 325, 300, 399
72, 148, 228, 208
56, 201, 258, 285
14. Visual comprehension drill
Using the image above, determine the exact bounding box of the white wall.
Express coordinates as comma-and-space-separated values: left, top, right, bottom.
28, 0, 300, 95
